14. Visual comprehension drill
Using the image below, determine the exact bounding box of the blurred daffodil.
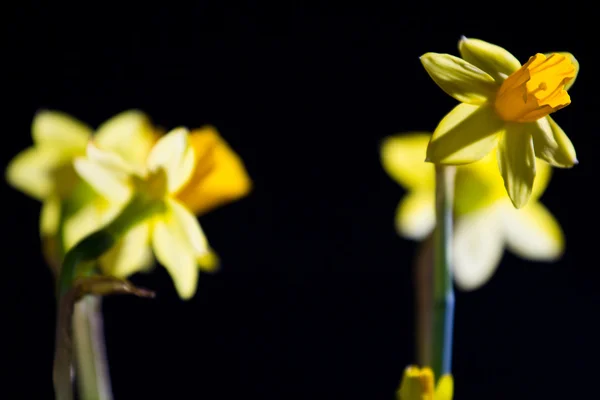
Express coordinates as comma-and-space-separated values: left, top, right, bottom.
397, 366, 453, 400
421, 37, 578, 208
381, 132, 563, 290
74, 126, 251, 299
5, 110, 158, 271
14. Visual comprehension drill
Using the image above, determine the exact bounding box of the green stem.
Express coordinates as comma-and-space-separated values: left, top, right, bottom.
414, 235, 433, 366
431, 165, 456, 379
73, 296, 113, 400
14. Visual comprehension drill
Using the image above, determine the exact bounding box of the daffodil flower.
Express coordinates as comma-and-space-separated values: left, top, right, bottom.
420, 37, 578, 208
397, 366, 453, 400
74, 126, 251, 299
381, 132, 564, 290
5, 110, 158, 270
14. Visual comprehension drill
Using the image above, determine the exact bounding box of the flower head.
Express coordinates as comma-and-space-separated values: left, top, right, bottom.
381, 132, 564, 290
420, 37, 578, 208
74, 126, 252, 299
397, 366, 453, 400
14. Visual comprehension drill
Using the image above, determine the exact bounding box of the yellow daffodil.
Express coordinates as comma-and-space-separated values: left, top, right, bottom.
420, 37, 578, 208
381, 132, 564, 290
397, 366, 453, 400
74, 126, 251, 299
5, 110, 158, 271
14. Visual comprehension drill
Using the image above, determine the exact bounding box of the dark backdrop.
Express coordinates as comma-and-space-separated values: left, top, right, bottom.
4, 3, 598, 399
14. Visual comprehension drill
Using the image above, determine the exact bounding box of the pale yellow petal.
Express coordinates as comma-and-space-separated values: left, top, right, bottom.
62, 197, 114, 250
198, 248, 220, 273
94, 110, 158, 171
380, 133, 435, 190
426, 103, 504, 165
497, 124, 536, 209
73, 156, 132, 204
40, 196, 60, 236
453, 206, 504, 291
420, 53, 498, 104
175, 126, 253, 215
458, 36, 521, 82
32, 110, 92, 154
5, 147, 62, 200
147, 127, 196, 194
150, 200, 208, 299
531, 116, 577, 168
501, 202, 564, 261
545, 52, 579, 91
100, 222, 154, 277
395, 191, 435, 240
435, 374, 454, 400
454, 152, 505, 216
85, 142, 136, 176
531, 159, 552, 202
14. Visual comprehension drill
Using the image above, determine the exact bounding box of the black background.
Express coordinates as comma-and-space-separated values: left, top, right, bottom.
4, 3, 598, 399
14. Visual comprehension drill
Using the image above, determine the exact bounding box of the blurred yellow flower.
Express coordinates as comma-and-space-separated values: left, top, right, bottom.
420, 37, 578, 208
74, 126, 251, 299
381, 132, 564, 290
397, 366, 453, 400
5, 109, 158, 271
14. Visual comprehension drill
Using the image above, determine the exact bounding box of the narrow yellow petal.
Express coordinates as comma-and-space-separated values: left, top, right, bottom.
427, 103, 504, 165
380, 133, 435, 190
458, 36, 521, 82
166, 199, 209, 255
94, 110, 158, 172
175, 126, 252, 215
531, 116, 578, 168
198, 248, 221, 273
501, 202, 564, 261
146, 127, 196, 194
73, 156, 132, 204
434, 374, 454, 400
5, 147, 61, 200
531, 159, 552, 202
420, 52, 498, 105
497, 124, 536, 209
32, 110, 92, 154
453, 206, 504, 291
40, 196, 60, 236
151, 217, 198, 300
100, 222, 154, 277
395, 191, 435, 240
545, 52, 579, 91
62, 197, 119, 250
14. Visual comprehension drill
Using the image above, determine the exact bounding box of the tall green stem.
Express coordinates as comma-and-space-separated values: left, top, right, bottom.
414, 235, 433, 366
431, 165, 456, 379
73, 296, 113, 400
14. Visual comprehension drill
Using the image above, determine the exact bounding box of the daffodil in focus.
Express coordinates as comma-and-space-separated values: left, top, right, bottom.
74, 126, 252, 299
397, 366, 453, 400
420, 37, 578, 208
381, 132, 564, 290
5, 109, 159, 271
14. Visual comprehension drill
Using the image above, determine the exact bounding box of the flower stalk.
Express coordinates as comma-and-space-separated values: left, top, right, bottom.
431, 165, 456, 379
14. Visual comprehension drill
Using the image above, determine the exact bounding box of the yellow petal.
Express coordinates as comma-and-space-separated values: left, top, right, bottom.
458, 36, 521, 82
32, 110, 92, 154
545, 52, 579, 91
397, 366, 434, 400
5, 147, 62, 200
40, 196, 60, 236
380, 133, 435, 190
198, 248, 220, 273
73, 155, 132, 204
150, 200, 208, 299
94, 110, 158, 172
435, 374, 454, 400
531, 159, 552, 202
497, 124, 536, 209
175, 126, 252, 215
62, 196, 119, 250
146, 127, 196, 194
100, 222, 154, 277
453, 205, 504, 291
501, 202, 564, 261
426, 103, 504, 165
420, 53, 498, 105
395, 190, 435, 240
531, 116, 577, 168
